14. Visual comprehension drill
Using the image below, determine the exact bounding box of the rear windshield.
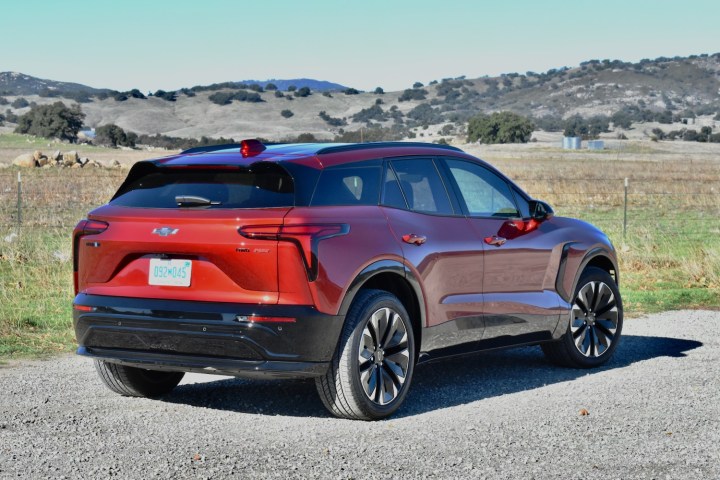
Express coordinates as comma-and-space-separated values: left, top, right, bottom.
110, 165, 294, 209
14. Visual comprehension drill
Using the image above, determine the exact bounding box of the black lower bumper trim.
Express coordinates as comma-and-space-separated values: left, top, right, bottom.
73, 294, 345, 371
79, 346, 329, 379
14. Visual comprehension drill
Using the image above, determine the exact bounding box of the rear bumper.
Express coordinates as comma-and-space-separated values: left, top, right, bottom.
73, 294, 344, 379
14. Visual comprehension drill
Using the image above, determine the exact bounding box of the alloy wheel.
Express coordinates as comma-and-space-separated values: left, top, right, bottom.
357, 307, 410, 405
571, 280, 619, 357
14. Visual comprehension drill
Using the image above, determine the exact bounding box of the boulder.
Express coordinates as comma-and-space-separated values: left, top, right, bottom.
37, 155, 52, 167
12, 153, 36, 168
71, 162, 82, 169
32, 150, 43, 161
111, 159, 122, 168
80, 157, 90, 166
63, 150, 79, 166
87, 160, 101, 168
50, 150, 62, 161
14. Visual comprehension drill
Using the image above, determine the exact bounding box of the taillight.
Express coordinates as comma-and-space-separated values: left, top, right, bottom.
72, 219, 109, 294
239, 223, 349, 281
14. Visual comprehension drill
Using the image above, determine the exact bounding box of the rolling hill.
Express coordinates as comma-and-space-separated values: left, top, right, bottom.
1, 53, 719, 141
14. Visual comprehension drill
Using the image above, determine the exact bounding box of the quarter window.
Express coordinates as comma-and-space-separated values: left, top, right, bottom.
445, 159, 519, 217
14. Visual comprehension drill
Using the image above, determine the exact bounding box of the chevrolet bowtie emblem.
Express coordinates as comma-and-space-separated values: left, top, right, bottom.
152, 227, 179, 237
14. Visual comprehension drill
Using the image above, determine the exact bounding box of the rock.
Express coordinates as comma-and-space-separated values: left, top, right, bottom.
71, 162, 82, 169
111, 160, 121, 168
42, 163, 54, 169
87, 160, 101, 168
33, 150, 43, 161
37, 155, 52, 167
50, 150, 61, 161
63, 150, 79, 166
80, 158, 90, 166
12, 153, 36, 168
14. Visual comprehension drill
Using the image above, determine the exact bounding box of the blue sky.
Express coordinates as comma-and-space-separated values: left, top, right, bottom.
2, 0, 719, 92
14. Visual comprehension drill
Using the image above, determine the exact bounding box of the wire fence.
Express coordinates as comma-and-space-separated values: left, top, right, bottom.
0, 170, 718, 243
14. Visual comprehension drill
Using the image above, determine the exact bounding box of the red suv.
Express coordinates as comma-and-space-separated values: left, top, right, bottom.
73, 140, 623, 420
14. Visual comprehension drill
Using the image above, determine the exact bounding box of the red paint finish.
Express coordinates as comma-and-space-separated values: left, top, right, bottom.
74, 141, 619, 366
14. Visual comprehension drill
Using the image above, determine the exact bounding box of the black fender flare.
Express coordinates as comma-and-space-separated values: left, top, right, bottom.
337, 259, 427, 329
556, 245, 619, 303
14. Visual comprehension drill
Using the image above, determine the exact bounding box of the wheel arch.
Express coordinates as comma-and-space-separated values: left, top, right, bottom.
338, 260, 426, 360
557, 245, 620, 304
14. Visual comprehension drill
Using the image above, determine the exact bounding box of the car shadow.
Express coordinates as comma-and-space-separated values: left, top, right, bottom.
159, 334, 702, 419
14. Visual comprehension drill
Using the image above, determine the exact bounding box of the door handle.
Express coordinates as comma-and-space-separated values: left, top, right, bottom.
402, 234, 427, 246
484, 235, 506, 247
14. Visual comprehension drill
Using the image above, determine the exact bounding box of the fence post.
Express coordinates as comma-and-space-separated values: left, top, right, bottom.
623, 177, 628, 241
16, 171, 22, 232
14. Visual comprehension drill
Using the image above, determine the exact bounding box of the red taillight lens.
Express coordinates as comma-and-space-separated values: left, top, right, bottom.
238, 223, 349, 280
82, 220, 109, 236
72, 219, 109, 294
240, 139, 266, 158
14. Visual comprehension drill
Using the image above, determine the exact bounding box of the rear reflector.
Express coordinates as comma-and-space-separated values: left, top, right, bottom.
73, 305, 95, 312
236, 315, 296, 323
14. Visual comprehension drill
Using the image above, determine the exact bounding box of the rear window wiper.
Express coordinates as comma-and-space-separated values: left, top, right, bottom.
175, 195, 221, 207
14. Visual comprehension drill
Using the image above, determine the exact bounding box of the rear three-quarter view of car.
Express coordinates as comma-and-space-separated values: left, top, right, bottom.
73, 140, 623, 420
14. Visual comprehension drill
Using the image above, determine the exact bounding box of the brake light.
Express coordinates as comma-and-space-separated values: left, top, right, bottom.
72, 219, 109, 294
73, 305, 95, 312
240, 139, 266, 158
239, 223, 349, 281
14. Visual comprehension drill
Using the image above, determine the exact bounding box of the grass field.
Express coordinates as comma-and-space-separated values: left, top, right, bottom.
1, 134, 718, 357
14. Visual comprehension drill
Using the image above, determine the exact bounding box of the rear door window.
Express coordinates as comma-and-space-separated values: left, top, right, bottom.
389, 158, 454, 215
110, 165, 294, 209
310, 164, 382, 206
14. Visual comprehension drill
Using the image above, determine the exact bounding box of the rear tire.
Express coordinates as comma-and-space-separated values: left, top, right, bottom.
542, 267, 623, 368
315, 289, 416, 420
94, 360, 184, 397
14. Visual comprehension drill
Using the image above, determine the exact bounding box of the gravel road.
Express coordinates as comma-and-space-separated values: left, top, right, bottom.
1, 310, 718, 479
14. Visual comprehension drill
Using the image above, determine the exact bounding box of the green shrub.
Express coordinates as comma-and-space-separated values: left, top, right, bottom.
153, 90, 177, 102
265, 83, 278, 91
352, 105, 385, 123
11, 98, 29, 109
319, 110, 346, 126
294, 86, 311, 97
374, 87, 384, 94
14, 101, 85, 142
95, 124, 136, 148
398, 89, 427, 102
344, 88, 360, 95
467, 111, 534, 144
287, 85, 297, 92
281, 109, 294, 118
0, 96, 8, 105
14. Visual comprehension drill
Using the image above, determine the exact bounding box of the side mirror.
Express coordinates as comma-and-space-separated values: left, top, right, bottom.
529, 200, 554, 221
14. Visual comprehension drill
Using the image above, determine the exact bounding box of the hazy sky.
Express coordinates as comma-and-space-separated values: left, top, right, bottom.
2, 0, 719, 92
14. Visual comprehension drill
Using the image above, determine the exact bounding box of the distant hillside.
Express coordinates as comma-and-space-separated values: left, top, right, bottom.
2, 53, 719, 141
0, 72, 107, 95
239, 79, 349, 92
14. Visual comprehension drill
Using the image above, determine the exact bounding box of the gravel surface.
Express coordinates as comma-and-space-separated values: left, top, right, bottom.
1, 310, 719, 479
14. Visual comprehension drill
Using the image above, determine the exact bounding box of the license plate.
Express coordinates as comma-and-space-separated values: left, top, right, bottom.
149, 259, 192, 287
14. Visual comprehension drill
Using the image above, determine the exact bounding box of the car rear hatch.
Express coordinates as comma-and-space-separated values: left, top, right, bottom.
74, 161, 295, 304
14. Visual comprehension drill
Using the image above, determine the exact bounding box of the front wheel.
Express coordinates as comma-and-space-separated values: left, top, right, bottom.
316, 289, 416, 420
542, 267, 623, 368
94, 360, 184, 397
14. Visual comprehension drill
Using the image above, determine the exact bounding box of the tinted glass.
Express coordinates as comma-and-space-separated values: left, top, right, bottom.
311, 165, 382, 206
111, 167, 294, 209
390, 158, 453, 215
381, 167, 408, 209
445, 159, 519, 217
